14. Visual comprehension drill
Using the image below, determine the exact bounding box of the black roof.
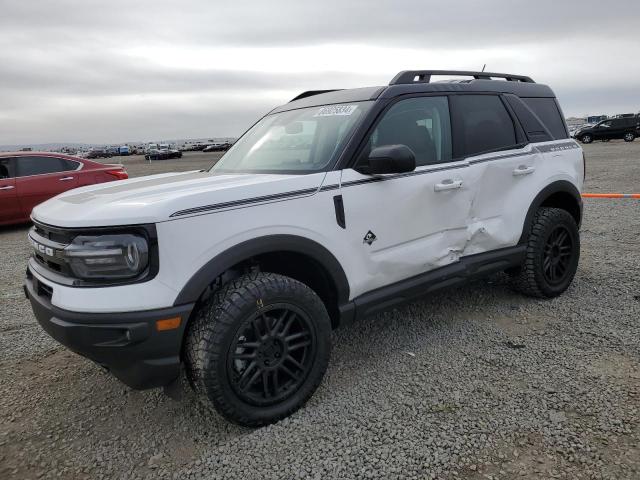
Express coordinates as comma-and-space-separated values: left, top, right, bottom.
273, 70, 556, 113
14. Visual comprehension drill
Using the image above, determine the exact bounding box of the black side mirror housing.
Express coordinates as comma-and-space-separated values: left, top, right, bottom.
357, 144, 416, 175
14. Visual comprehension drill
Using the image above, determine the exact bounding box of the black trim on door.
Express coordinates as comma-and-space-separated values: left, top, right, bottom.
344, 245, 526, 322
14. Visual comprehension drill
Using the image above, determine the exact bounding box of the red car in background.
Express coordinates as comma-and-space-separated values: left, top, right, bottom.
0, 152, 128, 226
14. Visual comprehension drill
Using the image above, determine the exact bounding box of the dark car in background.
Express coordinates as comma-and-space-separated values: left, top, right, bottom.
575, 117, 639, 143
203, 142, 232, 152
145, 148, 183, 161
0, 152, 128, 226
86, 148, 113, 159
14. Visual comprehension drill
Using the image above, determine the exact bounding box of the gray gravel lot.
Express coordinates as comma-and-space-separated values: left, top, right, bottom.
1, 144, 639, 479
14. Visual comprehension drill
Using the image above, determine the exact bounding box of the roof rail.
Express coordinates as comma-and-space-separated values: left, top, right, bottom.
389, 70, 535, 85
289, 89, 343, 102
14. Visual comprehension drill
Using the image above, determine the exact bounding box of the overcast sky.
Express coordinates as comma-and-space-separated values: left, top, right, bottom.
1, 0, 639, 145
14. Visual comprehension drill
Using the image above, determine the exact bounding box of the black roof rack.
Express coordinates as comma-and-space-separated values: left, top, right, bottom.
289, 89, 343, 102
389, 70, 535, 85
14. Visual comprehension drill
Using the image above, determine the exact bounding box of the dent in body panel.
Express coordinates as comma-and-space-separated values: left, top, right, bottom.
461, 148, 543, 256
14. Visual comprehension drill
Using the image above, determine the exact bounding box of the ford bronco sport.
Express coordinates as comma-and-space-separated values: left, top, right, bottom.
25, 70, 584, 427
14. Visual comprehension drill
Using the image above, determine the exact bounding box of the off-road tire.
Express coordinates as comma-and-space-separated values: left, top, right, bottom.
510, 207, 580, 298
580, 134, 593, 144
184, 272, 332, 427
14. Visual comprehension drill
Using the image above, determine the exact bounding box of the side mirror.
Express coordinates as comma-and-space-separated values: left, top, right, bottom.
357, 144, 416, 175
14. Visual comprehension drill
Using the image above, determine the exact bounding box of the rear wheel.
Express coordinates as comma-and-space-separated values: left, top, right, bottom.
580, 134, 593, 144
184, 272, 332, 427
510, 207, 580, 298
623, 132, 635, 142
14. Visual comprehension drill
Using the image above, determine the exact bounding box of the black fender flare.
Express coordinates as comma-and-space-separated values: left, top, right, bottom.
518, 180, 583, 244
173, 234, 350, 306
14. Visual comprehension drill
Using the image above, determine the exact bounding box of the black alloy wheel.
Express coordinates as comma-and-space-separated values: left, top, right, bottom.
542, 225, 573, 286
228, 304, 316, 406
184, 272, 332, 427
509, 207, 580, 298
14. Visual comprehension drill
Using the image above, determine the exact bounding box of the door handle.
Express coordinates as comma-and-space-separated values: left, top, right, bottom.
512, 165, 535, 176
59, 176, 75, 181
434, 179, 463, 192
0, 185, 15, 190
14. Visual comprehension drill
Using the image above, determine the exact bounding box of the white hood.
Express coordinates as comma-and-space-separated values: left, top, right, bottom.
32, 170, 325, 228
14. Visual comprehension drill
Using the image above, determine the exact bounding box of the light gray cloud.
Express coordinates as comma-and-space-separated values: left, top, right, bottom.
0, 0, 638, 144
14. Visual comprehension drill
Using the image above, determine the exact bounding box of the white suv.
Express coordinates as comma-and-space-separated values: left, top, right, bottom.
25, 70, 584, 427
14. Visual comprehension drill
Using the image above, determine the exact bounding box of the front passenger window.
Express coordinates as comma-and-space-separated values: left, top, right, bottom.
363, 96, 452, 166
15, 156, 67, 177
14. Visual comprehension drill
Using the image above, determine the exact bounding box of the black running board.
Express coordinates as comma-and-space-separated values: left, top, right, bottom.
341, 245, 526, 322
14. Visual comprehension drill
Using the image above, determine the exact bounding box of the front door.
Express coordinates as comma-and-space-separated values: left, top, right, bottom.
595, 120, 614, 140
339, 96, 476, 298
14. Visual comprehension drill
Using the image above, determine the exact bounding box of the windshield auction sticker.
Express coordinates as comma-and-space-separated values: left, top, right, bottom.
314, 105, 358, 117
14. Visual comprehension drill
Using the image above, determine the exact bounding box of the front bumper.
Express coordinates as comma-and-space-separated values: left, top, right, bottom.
24, 269, 194, 389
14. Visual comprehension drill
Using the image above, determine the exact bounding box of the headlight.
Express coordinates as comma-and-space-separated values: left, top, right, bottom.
63, 234, 149, 280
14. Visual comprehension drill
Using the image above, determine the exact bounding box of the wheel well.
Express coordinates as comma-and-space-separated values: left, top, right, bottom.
539, 191, 582, 226
252, 252, 340, 328
190, 251, 341, 329
518, 182, 583, 245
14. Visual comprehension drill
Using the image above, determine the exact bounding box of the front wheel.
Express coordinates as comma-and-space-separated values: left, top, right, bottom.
184, 272, 332, 427
623, 132, 635, 142
510, 207, 580, 298
580, 134, 593, 144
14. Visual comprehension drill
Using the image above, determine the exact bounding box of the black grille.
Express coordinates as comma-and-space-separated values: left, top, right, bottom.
31, 222, 75, 279
33, 222, 75, 244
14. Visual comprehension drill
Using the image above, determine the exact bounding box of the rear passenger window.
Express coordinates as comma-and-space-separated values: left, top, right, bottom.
451, 95, 517, 156
62, 159, 80, 171
522, 98, 568, 140
16, 156, 67, 177
364, 96, 452, 166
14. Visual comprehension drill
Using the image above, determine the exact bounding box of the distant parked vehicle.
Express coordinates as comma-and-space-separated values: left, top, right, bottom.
86, 148, 112, 159
119, 145, 130, 156
0, 152, 128, 226
575, 117, 639, 143
145, 149, 183, 161
203, 142, 232, 152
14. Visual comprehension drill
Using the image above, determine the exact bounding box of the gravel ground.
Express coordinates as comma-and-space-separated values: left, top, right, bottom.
1, 144, 639, 480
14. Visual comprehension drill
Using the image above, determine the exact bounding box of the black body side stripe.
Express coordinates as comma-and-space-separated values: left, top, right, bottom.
169, 141, 578, 217
170, 187, 317, 217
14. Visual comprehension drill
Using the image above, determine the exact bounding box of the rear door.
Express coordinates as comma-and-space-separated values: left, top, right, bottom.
0, 157, 21, 224
14, 155, 79, 218
450, 94, 541, 255
611, 119, 627, 139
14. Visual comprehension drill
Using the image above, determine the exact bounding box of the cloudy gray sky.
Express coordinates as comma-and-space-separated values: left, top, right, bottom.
1, 0, 639, 145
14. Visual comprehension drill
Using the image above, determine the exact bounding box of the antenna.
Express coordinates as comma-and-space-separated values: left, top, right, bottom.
481, 64, 486, 72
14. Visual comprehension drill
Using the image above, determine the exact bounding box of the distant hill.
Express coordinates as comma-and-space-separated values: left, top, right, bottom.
0, 143, 96, 152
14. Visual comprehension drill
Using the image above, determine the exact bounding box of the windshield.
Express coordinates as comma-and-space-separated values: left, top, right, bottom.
210, 102, 373, 174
